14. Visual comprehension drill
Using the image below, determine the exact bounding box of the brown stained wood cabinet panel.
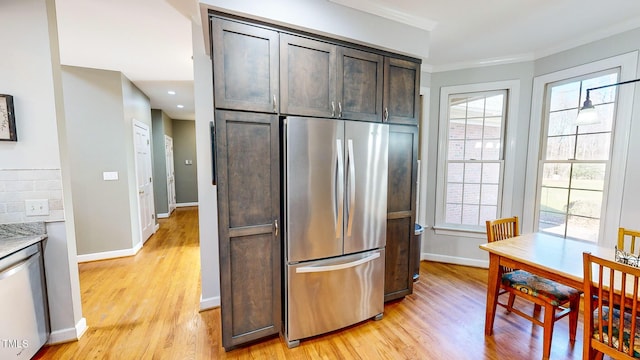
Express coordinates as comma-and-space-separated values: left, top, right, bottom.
281, 34, 385, 122
280, 34, 336, 118
385, 125, 418, 302
211, 17, 279, 113
385, 217, 413, 300
337, 48, 384, 122
383, 57, 421, 125
215, 110, 281, 350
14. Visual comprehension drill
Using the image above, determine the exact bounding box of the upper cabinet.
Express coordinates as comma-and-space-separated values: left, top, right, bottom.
383, 57, 421, 125
338, 48, 384, 122
280, 34, 385, 122
280, 34, 337, 118
211, 17, 279, 113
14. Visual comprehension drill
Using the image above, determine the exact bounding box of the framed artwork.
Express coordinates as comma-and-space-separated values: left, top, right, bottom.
0, 94, 16, 141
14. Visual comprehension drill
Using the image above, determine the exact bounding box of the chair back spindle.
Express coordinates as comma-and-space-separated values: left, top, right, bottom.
583, 252, 640, 359
618, 227, 640, 256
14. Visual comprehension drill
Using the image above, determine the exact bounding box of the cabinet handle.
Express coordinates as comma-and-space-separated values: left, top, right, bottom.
273, 219, 279, 237
331, 101, 336, 118
384, 107, 389, 122
338, 102, 343, 118
210, 121, 217, 185
272, 94, 277, 113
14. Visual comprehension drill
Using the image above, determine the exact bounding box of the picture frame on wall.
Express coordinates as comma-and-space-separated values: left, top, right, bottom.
0, 94, 16, 141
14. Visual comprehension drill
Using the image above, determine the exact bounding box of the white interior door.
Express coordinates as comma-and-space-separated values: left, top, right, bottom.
134, 121, 155, 242
165, 135, 176, 214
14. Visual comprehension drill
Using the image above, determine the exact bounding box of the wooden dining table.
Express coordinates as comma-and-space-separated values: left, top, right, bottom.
479, 232, 616, 336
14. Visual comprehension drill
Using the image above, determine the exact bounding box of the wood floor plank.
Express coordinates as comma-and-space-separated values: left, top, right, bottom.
35, 207, 587, 359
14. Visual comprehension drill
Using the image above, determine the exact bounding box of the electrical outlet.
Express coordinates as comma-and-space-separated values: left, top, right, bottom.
25, 199, 49, 216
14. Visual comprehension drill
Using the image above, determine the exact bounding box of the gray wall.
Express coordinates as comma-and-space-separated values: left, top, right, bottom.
424, 62, 535, 265
62, 66, 152, 256
172, 119, 198, 204
151, 109, 174, 215
421, 27, 640, 266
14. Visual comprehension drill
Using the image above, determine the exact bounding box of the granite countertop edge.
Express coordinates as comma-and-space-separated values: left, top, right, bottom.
0, 222, 48, 259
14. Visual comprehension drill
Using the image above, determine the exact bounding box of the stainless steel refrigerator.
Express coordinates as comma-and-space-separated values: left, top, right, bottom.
283, 116, 388, 347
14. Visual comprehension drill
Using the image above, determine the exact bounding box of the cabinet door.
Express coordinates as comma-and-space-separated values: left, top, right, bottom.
211, 17, 279, 113
337, 48, 383, 122
383, 57, 421, 125
215, 110, 281, 350
384, 125, 418, 302
280, 33, 337, 118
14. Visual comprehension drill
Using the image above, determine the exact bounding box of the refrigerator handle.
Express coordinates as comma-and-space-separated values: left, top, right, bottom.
295, 252, 380, 273
346, 139, 356, 237
335, 139, 344, 240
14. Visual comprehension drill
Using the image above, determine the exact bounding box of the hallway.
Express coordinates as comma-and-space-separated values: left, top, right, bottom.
35, 207, 221, 359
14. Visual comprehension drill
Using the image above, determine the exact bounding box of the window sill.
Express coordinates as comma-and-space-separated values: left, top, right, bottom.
432, 226, 487, 239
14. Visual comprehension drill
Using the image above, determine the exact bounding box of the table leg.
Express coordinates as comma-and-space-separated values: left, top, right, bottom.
484, 253, 501, 336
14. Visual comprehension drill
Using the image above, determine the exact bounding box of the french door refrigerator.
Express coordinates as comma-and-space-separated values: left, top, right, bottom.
283, 116, 388, 347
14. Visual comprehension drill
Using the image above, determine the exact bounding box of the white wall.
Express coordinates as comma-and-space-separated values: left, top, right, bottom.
0, 0, 84, 343
199, 0, 429, 60
192, 19, 220, 309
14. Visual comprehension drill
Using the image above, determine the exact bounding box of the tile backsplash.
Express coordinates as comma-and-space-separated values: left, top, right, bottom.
0, 169, 65, 223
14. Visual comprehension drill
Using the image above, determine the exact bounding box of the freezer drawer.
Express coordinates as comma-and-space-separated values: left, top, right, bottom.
286, 249, 384, 342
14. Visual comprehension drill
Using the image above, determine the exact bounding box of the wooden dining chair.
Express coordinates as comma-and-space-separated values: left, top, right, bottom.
583, 252, 640, 360
618, 227, 640, 255
486, 216, 581, 359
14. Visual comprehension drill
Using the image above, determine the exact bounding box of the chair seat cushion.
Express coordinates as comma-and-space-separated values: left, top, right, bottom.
593, 306, 640, 358
501, 270, 580, 306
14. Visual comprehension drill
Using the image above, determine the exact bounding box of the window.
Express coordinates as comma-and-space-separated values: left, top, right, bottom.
537, 70, 619, 241
436, 80, 519, 234
525, 52, 637, 246
445, 91, 506, 226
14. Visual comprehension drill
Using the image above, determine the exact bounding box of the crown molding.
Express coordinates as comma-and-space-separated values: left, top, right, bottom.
328, 0, 437, 31
427, 53, 535, 73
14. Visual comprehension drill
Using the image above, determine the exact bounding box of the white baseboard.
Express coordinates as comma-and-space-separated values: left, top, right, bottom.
200, 296, 220, 311
177, 202, 198, 208
77, 242, 143, 263
422, 252, 489, 269
48, 317, 87, 344
157, 213, 169, 219
154, 223, 160, 232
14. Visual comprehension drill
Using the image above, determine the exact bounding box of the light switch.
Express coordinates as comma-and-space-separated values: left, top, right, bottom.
185, 160, 193, 165
25, 199, 49, 216
103, 171, 119, 181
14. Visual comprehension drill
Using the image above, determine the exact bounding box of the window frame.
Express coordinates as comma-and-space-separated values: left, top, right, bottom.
434, 80, 520, 235
523, 51, 638, 246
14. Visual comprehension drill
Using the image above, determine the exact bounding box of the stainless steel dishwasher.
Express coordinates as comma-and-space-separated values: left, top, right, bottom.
0, 242, 49, 359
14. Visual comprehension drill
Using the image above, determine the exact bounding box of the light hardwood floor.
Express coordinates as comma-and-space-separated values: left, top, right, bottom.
35, 207, 586, 359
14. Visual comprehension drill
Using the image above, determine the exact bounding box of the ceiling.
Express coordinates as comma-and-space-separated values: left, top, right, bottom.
54, 0, 640, 121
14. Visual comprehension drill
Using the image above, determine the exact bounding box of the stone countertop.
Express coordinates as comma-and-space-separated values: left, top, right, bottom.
0, 222, 47, 259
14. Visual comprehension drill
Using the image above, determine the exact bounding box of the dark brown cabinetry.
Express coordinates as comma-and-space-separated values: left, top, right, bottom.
211, 17, 279, 113
384, 125, 418, 302
208, 10, 421, 349
383, 57, 421, 125
280, 34, 384, 121
280, 34, 336, 118
214, 110, 281, 350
